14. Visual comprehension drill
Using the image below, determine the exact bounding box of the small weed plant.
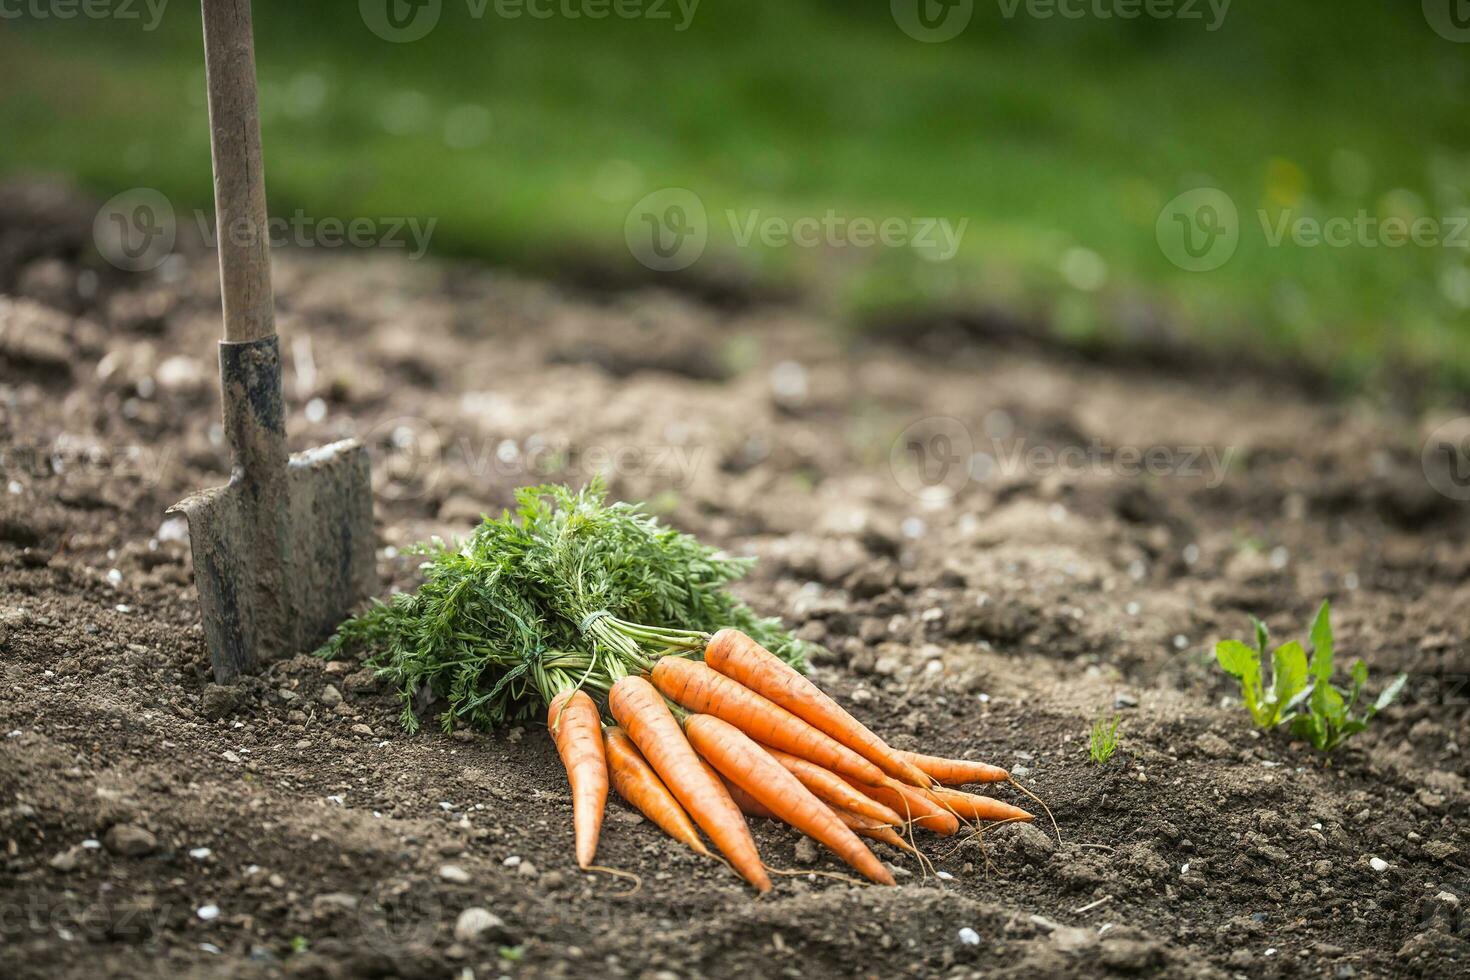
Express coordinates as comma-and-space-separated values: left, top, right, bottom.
1089, 713, 1121, 765
1214, 601, 1405, 751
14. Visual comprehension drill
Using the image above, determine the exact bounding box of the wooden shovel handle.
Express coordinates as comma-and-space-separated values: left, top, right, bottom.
201, 0, 274, 343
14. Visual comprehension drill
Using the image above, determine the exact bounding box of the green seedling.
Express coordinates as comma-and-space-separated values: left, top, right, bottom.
1215, 601, 1405, 751
1214, 612, 1307, 728
1089, 713, 1121, 765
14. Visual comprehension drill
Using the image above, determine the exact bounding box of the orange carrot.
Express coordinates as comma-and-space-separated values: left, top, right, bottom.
608, 676, 770, 892
603, 725, 710, 857
547, 690, 608, 869
686, 713, 895, 886
703, 629, 932, 787
844, 776, 960, 836
925, 786, 1033, 823
758, 744, 904, 827
711, 765, 777, 820
651, 656, 887, 785
830, 806, 922, 856
895, 749, 1009, 785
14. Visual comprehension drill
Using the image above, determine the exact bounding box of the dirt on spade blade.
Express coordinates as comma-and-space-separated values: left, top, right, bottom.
1, 180, 1468, 979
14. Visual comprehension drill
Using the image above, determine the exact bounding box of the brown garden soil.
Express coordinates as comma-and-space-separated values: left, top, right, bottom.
2, 180, 1469, 980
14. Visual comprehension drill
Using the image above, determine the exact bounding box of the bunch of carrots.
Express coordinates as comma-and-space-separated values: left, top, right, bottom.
550, 628, 1030, 891
324, 482, 1034, 889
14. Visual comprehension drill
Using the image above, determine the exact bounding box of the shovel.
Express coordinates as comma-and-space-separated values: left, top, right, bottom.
170, 0, 376, 683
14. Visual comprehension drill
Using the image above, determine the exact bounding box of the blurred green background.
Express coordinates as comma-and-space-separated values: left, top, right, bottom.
2, 2, 1468, 394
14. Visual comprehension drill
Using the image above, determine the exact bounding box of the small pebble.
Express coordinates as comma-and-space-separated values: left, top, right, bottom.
454, 907, 504, 943
197, 904, 221, 921
190, 847, 212, 860
958, 927, 981, 946
503, 855, 521, 867
439, 864, 471, 884
1369, 857, 1389, 872
936, 870, 954, 881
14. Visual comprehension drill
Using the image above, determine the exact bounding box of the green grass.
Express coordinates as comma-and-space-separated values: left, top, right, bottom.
1088, 712, 1121, 765
3, 4, 1468, 392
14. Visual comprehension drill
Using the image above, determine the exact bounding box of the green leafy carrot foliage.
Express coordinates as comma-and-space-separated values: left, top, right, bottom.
320, 481, 807, 732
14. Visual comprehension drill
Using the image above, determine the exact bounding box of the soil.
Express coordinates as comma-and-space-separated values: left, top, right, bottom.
2, 179, 1469, 980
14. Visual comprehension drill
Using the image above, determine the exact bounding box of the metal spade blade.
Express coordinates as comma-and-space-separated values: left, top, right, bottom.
174, 0, 376, 682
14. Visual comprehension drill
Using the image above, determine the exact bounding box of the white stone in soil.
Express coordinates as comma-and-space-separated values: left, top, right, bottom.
438, 864, 471, 884
454, 907, 504, 943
